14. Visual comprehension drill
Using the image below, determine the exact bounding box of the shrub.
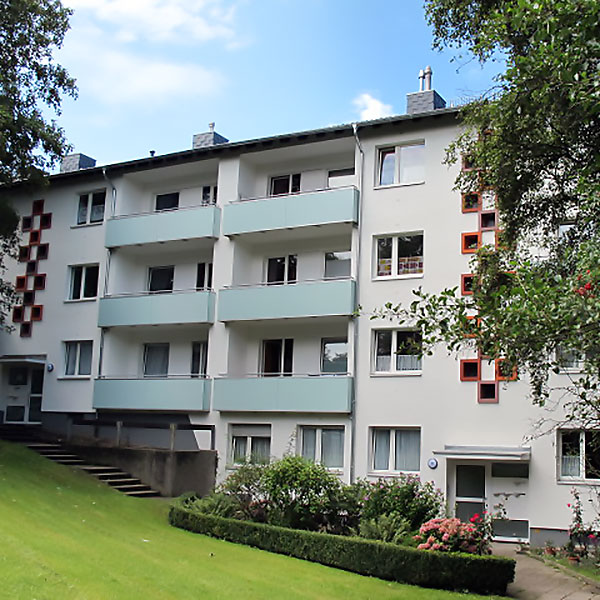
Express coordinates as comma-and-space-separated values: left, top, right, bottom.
217, 461, 269, 521
355, 475, 444, 530
358, 513, 412, 545
414, 514, 492, 555
181, 491, 238, 519
262, 455, 345, 532
169, 502, 515, 595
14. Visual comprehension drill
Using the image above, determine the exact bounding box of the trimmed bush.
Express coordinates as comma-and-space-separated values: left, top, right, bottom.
169, 500, 515, 595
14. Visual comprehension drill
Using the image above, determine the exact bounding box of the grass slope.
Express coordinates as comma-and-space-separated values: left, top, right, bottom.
0, 441, 499, 599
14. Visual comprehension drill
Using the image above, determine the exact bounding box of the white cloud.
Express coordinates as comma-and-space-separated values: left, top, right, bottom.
65, 0, 237, 44
353, 93, 394, 120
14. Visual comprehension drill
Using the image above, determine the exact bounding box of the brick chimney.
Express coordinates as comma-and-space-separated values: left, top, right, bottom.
60, 153, 96, 173
192, 123, 229, 149
406, 66, 446, 115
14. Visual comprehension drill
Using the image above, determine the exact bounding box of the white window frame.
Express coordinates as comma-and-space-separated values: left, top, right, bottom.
264, 255, 297, 285
196, 262, 213, 290
558, 430, 600, 482
373, 232, 424, 280
76, 189, 106, 225
63, 340, 93, 378
324, 251, 352, 279
154, 191, 180, 212
556, 345, 584, 373
369, 427, 421, 474
147, 265, 175, 294
269, 173, 301, 196
320, 338, 348, 374
229, 425, 272, 465
67, 264, 100, 301
298, 425, 345, 470
142, 343, 170, 378
372, 329, 422, 375
375, 142, 425, 188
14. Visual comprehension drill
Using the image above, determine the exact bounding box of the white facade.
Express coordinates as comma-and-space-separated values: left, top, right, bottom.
0, 92, 590, 545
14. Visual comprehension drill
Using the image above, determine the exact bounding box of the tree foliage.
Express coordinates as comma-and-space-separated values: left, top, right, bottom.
0, 0, 76, 330
380, 0, 600, 421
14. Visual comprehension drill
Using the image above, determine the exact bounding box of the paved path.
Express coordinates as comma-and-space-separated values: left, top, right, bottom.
493, 543, 600, 599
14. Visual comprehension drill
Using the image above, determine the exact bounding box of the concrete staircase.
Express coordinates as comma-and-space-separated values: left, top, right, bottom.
0, 425, 160, 498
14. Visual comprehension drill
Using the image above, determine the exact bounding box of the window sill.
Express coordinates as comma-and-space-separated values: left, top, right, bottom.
370, 371, 422, 378
71, 222, 104, 229
64, 298, 98, 304
372, 274, 424, 282
57, 376, 92, 381
557, 478, 600, 485
374, 181, 425, 191
367, 470, 420, 478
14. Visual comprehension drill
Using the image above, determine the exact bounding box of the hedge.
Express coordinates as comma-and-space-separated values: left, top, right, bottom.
169, 500, 515, 595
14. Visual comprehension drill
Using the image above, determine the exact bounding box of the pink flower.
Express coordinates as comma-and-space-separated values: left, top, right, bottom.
588, 534, 596, 540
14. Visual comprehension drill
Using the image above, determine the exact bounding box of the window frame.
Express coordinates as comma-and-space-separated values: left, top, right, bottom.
76, 189, 106, 226
265, 255, 297, 285
191, 341, 208, 377
375, 142, 425, 188
558, 430, 600, 482
67, 264, 100, 301
373, 232, 424, 280
320, 337, 348, 374
261, 338, 294, 376
196, 262, 213, 290
154, 191, 180, 212
147, 265, 175, 294
229, 425, 272, 466
269, 173, 301, 197
63, 340, 93, 378
324, 250, 352, 279
143, 343, 170, 378
299, 425, 345, 470
372, 329, 423, 375
369, 427, 421, 474
556, 345, 584, 373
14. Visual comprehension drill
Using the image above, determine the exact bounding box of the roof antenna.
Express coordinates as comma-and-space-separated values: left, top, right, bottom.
149, 150, 156, 157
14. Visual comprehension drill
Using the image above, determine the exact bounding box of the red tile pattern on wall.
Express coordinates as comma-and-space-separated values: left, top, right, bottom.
12, 199, 50, 336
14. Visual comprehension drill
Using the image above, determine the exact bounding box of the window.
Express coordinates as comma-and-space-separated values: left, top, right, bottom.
143, 343, 169, 377
231, 425, 271, 464
375, 233, 423, 277
266, 255, 297, 284
155, 192, 179, 211
69, 265, 99, 300
324, 251, 351, 279
201, 185, 217, 205
377, 143, 425, 186
371, 428, 420, 472
261, 339, 293, 376
77, 190, 106, 225
269, 173, 301, 196
196, 263, 213, 290
559, 430, 600, 480
64, 341, 93, 376
327, 167, 354, 188
373, 330, 422, 373
556, 345, 582, 371
191, 341, 207, 377
321, 338, 348, 373
148, 266, 174, 293
300, 426, 344, 468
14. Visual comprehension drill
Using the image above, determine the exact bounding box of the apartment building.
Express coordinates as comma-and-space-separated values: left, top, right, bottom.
0, 75, 590, 545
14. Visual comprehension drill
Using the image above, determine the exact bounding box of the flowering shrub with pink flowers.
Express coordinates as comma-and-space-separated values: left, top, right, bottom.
414, 513, 492, 555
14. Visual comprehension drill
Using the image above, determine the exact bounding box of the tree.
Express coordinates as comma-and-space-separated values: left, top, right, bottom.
0, 0, 76, 330
378, 0, 600, 423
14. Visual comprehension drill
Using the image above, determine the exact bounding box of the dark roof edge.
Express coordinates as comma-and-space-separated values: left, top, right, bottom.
12, 107, 462, 189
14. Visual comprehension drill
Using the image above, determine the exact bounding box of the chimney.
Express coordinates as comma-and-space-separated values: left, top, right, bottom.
406, 66, 446, 115
60, 153, 96, 173
192, 122, 229, 149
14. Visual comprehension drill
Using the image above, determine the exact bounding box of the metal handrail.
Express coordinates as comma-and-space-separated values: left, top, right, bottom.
232, 184, 357, 204
102, 287, 213, 299
215, 372, 350, 378
97, 374, 210, 380
223, 276, 353, 290
109, 201, 216, 220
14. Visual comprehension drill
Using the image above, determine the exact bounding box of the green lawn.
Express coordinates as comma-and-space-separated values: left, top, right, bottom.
0, 441, 499, 599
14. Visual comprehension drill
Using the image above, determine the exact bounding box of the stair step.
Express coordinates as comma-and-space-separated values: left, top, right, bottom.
27, 443, 62, 449
97, 471, 131, 480
53, 458, 85, 464
123, 489, 161, 497
112, 483, 151, 491
41, 454, 80, 459
77, 465, 123, 473
105, 478, 140, 485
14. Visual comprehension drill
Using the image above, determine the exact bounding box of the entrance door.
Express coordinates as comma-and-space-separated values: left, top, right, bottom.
455, 464, 486, 522
4, 365, 43, 423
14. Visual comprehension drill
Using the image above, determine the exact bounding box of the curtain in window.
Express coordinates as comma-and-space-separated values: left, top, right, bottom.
78, 341, 93, 376
65, 342, 77, 375
379, 149, 396, 185
90, 191, 106, 222
322, 429, 344, 468
301, 427, 316, 461
232, 436, 247, 463
395, 429, 420, 471
77, 195, 88, 224
373, 429, 390, 470
399, 144, 424, 184
144, 344, 169, 377
375, 331, 392, 371
251, 437, 270, 463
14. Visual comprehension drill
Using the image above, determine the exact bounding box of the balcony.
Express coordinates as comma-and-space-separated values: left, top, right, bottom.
94, 377, 211, 411
222, 186, 359, 236
213, 375, 352, 413
105, 205, 220, 248
98, 290, 215, 327
218, 278, 355, 322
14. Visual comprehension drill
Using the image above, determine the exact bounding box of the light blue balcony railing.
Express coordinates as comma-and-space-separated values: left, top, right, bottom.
105, 204, 220, 247
98, 290, 215, 327
93, 377, 211, 411
222, 186, 358, 236
218, 278, 355, 321
213, 375, 353, 413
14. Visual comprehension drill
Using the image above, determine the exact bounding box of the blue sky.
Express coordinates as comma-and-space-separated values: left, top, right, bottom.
55, 0, 501, 168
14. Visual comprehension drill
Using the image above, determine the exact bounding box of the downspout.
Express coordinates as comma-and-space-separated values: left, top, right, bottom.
350, 123, 365, 484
